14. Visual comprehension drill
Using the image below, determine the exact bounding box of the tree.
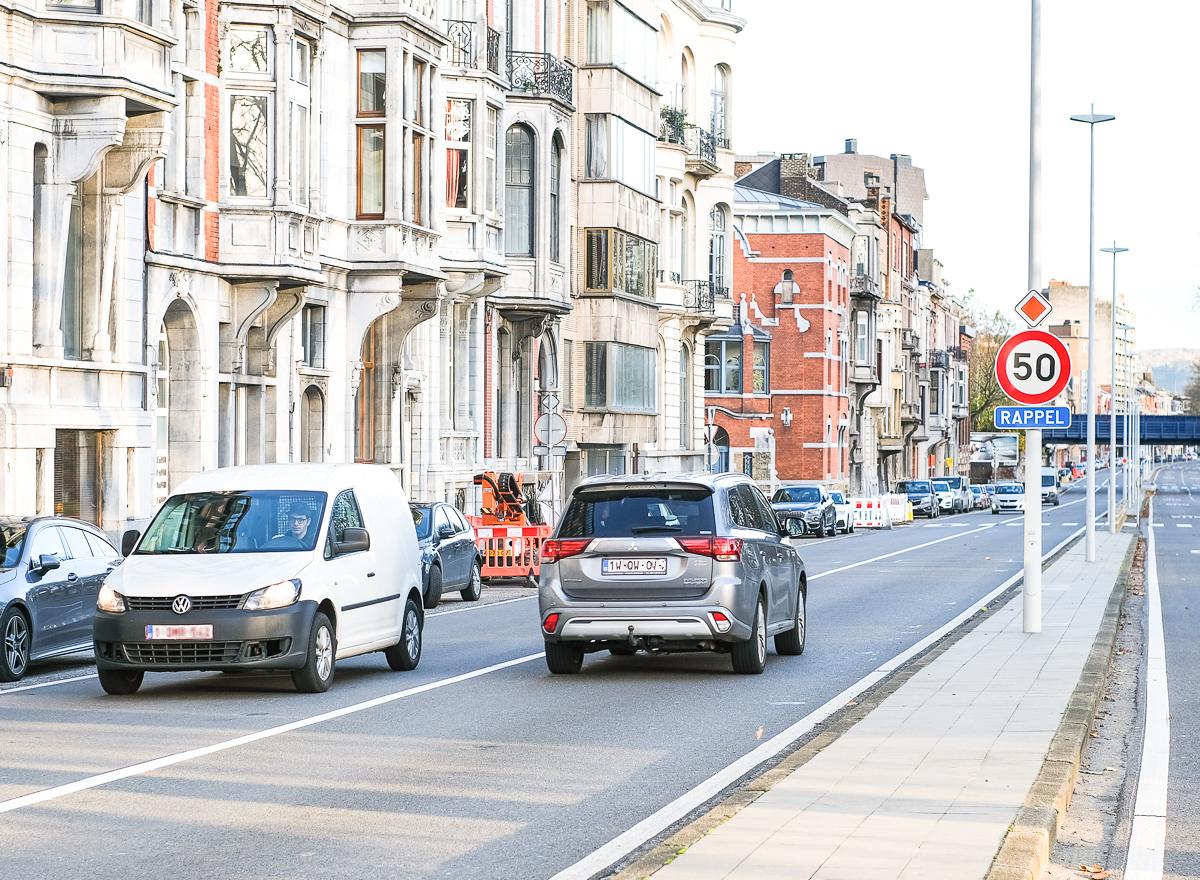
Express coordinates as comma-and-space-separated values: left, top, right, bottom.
962, 293, 1016, 431
1185, 359, 1200, 414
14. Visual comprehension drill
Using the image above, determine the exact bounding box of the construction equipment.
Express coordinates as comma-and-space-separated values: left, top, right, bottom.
468, 472, 551, 585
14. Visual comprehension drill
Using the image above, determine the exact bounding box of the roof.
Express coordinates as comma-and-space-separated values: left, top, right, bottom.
735, 184, 826, 212
175, 463, 400, 494
573, 471, 755, 492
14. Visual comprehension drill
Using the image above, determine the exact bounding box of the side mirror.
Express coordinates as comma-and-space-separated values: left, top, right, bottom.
337, 527, 371, 555
436, 523, 457, 541
777, 522, 790, 538
121, 529, 141, 557
34, 554, 61, 575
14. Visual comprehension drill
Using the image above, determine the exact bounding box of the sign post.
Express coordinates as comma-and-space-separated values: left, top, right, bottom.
995, 328, 1071, 635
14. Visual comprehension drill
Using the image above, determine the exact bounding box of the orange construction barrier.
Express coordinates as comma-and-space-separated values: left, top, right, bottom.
467, 517, 551, 583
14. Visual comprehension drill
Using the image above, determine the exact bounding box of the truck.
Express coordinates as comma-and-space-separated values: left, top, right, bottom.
969, 432, 1021, 485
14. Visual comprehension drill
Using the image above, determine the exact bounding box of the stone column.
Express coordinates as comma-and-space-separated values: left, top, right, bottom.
273, 22, 295, 207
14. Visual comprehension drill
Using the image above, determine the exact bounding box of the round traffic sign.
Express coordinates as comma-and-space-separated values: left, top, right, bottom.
994, 329, 1072, 406
533, 412, 568, 446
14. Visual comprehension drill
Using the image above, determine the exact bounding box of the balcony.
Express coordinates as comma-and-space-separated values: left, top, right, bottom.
657, 269, 682, 285
930, 350, 950, 371
681, 280, 716, 314
851, 361, 880, 387
444, 21, 503, 76
850, 274, 881, 299
901, 328, 918, 350
949, 346, 968, 362
487, 27, 501, 75
507, 51, 573, 107
684, 125, 720, 176
901, 402, 922, 423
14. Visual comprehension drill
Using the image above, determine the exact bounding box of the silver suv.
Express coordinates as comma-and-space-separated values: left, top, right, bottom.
538, 473, 807, 675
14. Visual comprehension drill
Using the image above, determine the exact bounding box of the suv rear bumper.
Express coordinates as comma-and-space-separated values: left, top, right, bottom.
543, 604, 752, 645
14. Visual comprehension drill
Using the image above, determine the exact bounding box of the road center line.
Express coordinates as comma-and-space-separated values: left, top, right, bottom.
0, 652, 545, 814
809, 522, 999, 580
0, 673, 98, 695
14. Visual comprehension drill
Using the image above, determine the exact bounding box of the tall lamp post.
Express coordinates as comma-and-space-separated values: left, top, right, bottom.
1100, 243, 1128, 533
1070, 105, 1116, 562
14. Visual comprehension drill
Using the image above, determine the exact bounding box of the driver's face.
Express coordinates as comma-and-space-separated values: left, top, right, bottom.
289, 514, 310, 539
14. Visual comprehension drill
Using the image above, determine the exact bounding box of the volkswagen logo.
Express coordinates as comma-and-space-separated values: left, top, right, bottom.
171, 595, 192, 615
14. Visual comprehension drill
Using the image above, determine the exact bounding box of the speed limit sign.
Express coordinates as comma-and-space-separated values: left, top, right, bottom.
995, 329, 1071, 405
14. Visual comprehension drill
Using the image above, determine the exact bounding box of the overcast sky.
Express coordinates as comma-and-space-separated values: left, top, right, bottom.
733, 0, 1198, 352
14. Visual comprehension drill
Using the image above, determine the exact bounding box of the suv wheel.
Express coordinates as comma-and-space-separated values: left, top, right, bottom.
774, 585, 806, 656
731, 596, 767, 675
292, 611, 336, 693
385, 596, 423, 671
545, 642, 584, 674
1, 607, 31, 682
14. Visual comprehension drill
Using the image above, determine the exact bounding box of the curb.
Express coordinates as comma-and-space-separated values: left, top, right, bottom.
984, 533, 1139, 880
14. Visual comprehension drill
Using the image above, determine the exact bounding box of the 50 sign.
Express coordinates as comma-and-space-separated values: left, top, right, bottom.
995, 330, 1072, 406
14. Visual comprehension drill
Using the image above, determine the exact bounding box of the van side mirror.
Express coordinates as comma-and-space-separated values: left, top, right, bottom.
121, 529, 141, 557
34, 554, 61, 575
337, 527, 370, 555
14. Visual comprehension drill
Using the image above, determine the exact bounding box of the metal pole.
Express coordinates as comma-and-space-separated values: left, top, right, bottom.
1102, 244, 1127, 533
1023, 0, 1042, 633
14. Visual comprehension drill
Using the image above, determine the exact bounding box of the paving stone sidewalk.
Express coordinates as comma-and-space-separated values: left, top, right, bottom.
655, 530, 1134, 880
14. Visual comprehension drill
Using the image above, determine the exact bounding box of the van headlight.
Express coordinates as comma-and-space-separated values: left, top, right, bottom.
97, 585, 126, 613
243, 579, 301, 611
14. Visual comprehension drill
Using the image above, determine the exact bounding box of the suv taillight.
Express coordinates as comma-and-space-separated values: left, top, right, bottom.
541, 538, 590, 564
676, 536, 743, 561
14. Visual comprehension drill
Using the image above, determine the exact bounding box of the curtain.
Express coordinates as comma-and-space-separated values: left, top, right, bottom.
445, 148, 465, 208
585, 114, 607, 179
586, 1, 610, 64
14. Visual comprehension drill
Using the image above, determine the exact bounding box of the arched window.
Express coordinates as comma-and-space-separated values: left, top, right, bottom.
679, 343, 691, 448
505, 125, 534, 256
708, 205, 728, 298
300, 386, 325, 463
712, 65, 729, 147
680, 50, 692, 115
550, 135, 562, 262
677, 192, 692, 279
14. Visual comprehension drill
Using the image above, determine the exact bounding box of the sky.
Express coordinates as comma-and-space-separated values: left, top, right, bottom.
732, 0, 1199, 352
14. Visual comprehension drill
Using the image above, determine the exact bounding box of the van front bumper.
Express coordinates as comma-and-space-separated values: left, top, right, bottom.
94, 601, 317, 672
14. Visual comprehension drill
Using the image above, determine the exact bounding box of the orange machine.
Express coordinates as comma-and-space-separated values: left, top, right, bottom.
468, 472, 551, 584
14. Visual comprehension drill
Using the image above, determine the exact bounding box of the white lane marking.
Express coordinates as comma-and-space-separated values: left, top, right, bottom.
0, 674, 98, 695
808, 522, 999, 581
1063, 522, 1079, 526
1126, 497, 1169, 880
0, 652, 545, 814
550, 525, 1091, 880
428, 595, 537, 616
1176, 523, 1193, 528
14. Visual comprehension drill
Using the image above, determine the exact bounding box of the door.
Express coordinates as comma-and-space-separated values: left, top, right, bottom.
451, 508, 477, 582
23, 525, 72, 657
57, 526, 110, 649
324, 489, 380, 649
440, 505, 473, 586
744, 485, 794, 626
727, 485, 775, 617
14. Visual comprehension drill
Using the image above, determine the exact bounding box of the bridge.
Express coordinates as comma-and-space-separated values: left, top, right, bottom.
1041, 414, 1200, 446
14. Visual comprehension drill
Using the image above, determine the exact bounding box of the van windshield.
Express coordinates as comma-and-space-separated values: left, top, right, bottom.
1042, 475, 1056, 487
559, 488, 715, 538
136, 490, 328, 554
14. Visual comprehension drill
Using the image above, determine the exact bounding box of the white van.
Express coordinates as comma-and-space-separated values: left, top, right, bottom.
93, 464, 423, 694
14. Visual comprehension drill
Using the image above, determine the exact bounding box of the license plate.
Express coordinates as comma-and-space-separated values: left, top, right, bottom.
601, 557, 667, 575
145, 625, 213, 640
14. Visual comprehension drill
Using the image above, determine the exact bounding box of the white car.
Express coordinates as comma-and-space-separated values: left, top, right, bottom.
828, 491, 855, 534
932, 480, 956, 514
991, 483, 1025, 514
93, 463, 425, 695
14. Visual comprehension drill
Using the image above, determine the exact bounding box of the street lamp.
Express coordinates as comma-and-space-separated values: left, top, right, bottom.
1100, 242, 1128, 533
1070, 105, 1116, 563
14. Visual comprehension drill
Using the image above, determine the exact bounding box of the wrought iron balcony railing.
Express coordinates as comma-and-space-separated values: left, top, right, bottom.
659, 114, 686, 145
507, 51, 573, 105
445, 19, 475, 67
949, 345, 968, 362
681, 279, 716, 314
930, 349, 950, 370
684, 124, 718, 167
486, 27, 501, 74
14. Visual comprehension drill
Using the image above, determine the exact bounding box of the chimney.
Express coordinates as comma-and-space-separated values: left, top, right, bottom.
779, 152, 814, 198
845, 138, 857, 154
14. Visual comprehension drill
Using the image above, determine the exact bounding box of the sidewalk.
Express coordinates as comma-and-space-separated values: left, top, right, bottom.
654, 530, 1133, 880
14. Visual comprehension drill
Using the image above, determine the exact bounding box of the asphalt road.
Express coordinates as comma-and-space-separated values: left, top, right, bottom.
0, 476, 1112, 879
1151, 461, 1200, 880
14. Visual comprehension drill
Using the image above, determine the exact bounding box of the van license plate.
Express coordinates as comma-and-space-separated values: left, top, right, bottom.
602, 558, 667, 575
145, 625, 213, 640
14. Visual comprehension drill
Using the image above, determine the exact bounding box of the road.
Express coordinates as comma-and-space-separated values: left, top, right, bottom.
1148, 461, 1200, 880
0, 476, 1113, 879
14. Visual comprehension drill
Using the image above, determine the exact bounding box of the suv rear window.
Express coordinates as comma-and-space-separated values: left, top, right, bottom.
559, 487, 716, 537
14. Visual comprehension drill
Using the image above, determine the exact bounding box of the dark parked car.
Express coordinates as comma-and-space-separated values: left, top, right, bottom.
1, 516, 120, 681
895, 480, 939, 518
771, 484, 837, 537
410, 503, 482, 608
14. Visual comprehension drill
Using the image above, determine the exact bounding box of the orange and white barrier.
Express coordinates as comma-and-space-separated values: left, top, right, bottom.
849, 497, 891, 529
466, 517, 552, 582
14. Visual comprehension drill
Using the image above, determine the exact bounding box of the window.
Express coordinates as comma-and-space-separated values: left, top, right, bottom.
291, 104, 308, 205
84, 531, 118, 558
229, 95, 269, 197
61, 191, 83, 359
752, 342, 769, 393
582, 229, 656, 300
49, 0, 99, 8
585, 342, 607, 408
712, 65, 729, 146
302, 305, 325, 368
679, 345, 691, 448
292, 38, 310, 84
584, 114, 655, 196
357, 125, 385, 219
357, 50, 385, 116
228, 27, 270, 73
411, 132, 425, 223
855, 311, 869, 364
60, 527, 94, 559
584, 343, 656, 412
931, 369, 941, 414
709, 206, 728, 296
355, 323, 379, 462
325, 490, 365, 557
445, 99, 472, 209
412, 59, 427, 125
584, 447, 627, 477
486, 106, 499, 213
550, 138, 562, 262
778, 268, 796, 304
586, 1, 656, 85
705, 337, 742, 394
505, 125, 534, 256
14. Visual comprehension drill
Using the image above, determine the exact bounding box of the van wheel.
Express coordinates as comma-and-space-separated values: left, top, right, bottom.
385, 597, 423, 671
292, 612, 336, 693
98, 667, 143, 695
545, 642, 584, 674
731, 596, 767, 675
423, 565, 443, 609
774, 586, 806, 656
461, 561, 482, 602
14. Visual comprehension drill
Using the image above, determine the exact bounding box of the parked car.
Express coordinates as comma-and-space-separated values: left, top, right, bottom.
932, 480, 957, 514
770, 483, 837, 537
1040, 472, 1062, 506
968, 485, 990, 510
538, 473, 807, 675
991, 482, 1025, 514
827, 491, 856, 534
93, 463, 425, 695
895, 480, 938, 518
1058, 467, 1072, 485
0, 516, 120, 682
410, 502, 482, 609
938, 475, 972, 513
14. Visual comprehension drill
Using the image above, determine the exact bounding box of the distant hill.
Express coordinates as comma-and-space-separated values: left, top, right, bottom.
1140, 349, 1198, 394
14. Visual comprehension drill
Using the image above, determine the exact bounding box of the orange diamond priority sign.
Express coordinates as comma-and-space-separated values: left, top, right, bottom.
1015, 289, 1052, 328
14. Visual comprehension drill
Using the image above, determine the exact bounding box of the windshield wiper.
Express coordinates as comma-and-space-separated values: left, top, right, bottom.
630, 525, 683, 533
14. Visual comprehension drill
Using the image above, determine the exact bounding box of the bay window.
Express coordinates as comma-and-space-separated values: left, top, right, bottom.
445, 99, 472, 209
550, 139, 562, 262
705, 336, 742, 394
356, 125, 385, 218
505, 125, 534, 255
357, 49, 385, 116
752, 342, 769, 393
586, 0, 656, 85
584, 114, 655, 196
229, 94, 269, 198
583, 228, 656, 301
229, 27, 270, 74
584, 342, 656, 412
855, 311, 870, 363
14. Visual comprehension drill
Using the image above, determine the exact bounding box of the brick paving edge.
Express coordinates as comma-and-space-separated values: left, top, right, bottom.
983, 532, 1140, 880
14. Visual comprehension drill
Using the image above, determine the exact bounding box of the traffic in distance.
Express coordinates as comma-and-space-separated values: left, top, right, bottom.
1, 458, 1115, 686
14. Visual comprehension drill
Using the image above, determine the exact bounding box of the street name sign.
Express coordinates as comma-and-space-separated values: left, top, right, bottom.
994, 329, 1072, 406
994, 405, 1071, 430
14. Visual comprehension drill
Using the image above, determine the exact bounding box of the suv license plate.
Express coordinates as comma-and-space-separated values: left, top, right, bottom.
146, 625, 213, 640
602, 558, 667, 575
